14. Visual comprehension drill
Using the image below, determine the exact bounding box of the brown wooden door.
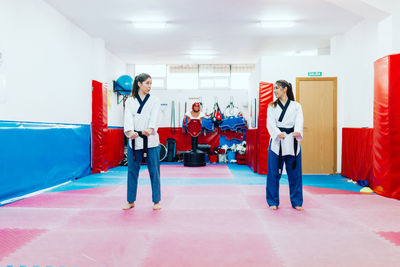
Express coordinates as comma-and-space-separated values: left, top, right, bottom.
296, 78, 337, 174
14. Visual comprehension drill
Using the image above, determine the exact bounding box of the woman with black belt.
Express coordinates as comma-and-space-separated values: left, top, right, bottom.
123, 73, 161, 210
266, 80, 304, 211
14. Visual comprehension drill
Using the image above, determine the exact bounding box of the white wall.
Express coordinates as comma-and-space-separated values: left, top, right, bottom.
258, 55, 342, 171
377, 16, 393, 57
330, 16, 400, 171
377, 12, 400, 57
332, 5, 400, 173
259, 56, 338, 94
104, 50, 127, 127
379, 1, 400, 52
331, 20, 378, 129
254, 14, 400, 173
0, 0, 126, 125
330, 20, 381, 172
150, 89, 248, 128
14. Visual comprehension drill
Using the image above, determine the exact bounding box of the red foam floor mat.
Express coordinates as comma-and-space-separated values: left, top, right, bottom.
1, 184, 400, 266
143, 232, 282, 267
0, 229, 46, 262
6, 192, 99, 208
378, 231, 400, 247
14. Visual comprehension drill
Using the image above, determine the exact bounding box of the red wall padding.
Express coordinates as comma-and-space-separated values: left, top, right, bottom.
341, 128, 373, 183
92, 80, 108, 173
246, 129, 258, 172
256, 82, 274, 174
373, 54, 400, 200
106, 129, 125, 169
91, 80, 124, 173
157, 128, 220, 152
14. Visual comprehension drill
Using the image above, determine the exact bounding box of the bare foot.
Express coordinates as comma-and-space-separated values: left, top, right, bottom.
269, 206, 278, 210
153, 203, 162, 210
294, 206, 304, 211
122, 202, 135, 210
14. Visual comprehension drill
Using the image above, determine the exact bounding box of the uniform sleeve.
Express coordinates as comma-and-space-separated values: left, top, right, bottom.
294, 103, 304, 141
267, 106, 281, 141
148, 97, 160, 132
124, 98, 134, 137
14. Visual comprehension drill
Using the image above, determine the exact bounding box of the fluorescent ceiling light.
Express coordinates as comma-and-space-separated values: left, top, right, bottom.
133, 22, 166, 29
189, 54, 215, 60
187, 50, 218, 59
188, 50, 218, 55
291, 49, 318, 56
260, 21, 295, 28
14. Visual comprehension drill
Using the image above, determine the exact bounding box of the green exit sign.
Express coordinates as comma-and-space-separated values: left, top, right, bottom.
308, 72, 322, 77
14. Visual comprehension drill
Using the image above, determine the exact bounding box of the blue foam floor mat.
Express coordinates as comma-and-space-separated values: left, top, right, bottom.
48, 164, 363, 193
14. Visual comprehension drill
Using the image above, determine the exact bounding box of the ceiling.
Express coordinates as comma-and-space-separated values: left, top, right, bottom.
43, 0, 389, 64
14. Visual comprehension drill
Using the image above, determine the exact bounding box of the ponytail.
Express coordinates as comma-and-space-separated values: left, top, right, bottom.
132, 73, 151, 98
286, 82, 295, 101
270, 99, 279, 108
269, 79, 295, 108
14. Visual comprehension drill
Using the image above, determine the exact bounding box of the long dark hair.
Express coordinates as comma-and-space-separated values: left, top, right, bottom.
270, 80, 295, 107
132, 73, 152, 98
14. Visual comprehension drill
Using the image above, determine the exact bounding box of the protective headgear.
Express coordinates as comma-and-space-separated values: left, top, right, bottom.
192, 102, 200, 111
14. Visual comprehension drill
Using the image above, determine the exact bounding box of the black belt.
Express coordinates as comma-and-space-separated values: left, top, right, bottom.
277, 127, 298, 174
132, 131, 148, 161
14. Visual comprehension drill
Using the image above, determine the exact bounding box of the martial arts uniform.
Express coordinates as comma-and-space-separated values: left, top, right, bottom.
266, 99, 304, 208
124, 94, 161, 204
185, 111, 205, 120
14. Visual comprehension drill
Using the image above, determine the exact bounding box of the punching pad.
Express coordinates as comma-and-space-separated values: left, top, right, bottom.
184, 119, 206, 167
188, 119, 202, 137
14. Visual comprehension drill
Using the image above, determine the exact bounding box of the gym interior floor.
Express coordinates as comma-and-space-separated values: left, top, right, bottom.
1, 164, 400, 266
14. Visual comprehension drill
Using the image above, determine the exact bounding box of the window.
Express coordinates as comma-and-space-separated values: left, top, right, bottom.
132, 64, 255, 90
134, 65, 166, 77
167, 64, 198, 90
199, 64, 230, 77
199, 64, 230, 89
231, 64, 254, 90
134, 65, 166, 89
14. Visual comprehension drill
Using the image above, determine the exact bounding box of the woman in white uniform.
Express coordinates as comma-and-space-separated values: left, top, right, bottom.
266, 80, 304, 211
123, 73, 161, 211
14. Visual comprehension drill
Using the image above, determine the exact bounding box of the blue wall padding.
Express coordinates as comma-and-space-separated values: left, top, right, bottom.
0, 121, 91, 202
219, 135, 242, 147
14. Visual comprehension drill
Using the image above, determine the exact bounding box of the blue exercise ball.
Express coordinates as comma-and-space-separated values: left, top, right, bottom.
115, 75, 133, 95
